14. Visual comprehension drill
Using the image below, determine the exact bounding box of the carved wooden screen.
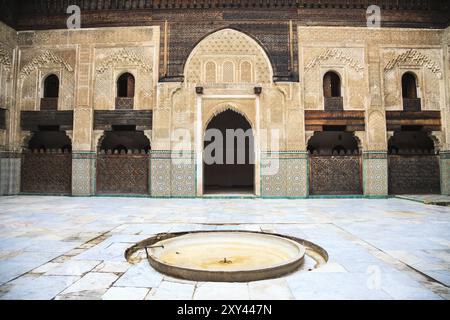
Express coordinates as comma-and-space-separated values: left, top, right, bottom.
21, 152, 72, 194
388, 155, 440, 194
96, 154, 149, 195
310, 155, 362, 195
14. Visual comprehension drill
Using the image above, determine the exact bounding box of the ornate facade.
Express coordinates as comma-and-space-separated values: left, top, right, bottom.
0, 1, 449, 197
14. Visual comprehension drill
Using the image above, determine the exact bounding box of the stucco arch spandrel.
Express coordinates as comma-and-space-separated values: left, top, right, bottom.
184, 29, 273, 84
19, 50, 73, 81
428, 131, 444, 152
367, 111, 387, 149
203, 103, 255, 132
20, 131, 33, 150
384, 49, 442, 79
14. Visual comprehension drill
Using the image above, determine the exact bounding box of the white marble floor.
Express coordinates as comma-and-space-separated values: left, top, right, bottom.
0, 196, 449, 300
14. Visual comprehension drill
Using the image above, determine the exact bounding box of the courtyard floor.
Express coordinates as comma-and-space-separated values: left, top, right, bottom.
0, 196, 449, 300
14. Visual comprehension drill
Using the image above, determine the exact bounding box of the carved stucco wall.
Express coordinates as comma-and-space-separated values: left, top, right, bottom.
184, 29, 272, 85
383, 48, 443, 111
0, 22, 17, 151
442, 27, 450, 152
298, 27, 448, 196
0, 22, 20, 195
11, 27, 159, 196
2, 23, 449, 197
156, 29, 302, 153
298, 27, 447, 151
18, 48, 76, 111
94, 47, 155, 110
159, 28, 303, 196
302, 47, 367, 111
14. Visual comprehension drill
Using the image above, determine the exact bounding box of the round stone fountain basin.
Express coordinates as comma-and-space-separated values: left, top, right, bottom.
146, 231, 306, 282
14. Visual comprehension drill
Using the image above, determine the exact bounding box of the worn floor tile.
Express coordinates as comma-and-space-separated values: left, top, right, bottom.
102, 287, 149, 300
113, 262, 163, 288
193, 283, 250, 300
61, 273, 119, 294
147, 281, 196, 300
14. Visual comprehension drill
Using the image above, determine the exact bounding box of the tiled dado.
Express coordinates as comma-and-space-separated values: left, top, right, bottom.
261, 152, 309, 198
151, 151, 196, 198
441, 151, 450, 195
0, 152, 21, 195
72, 152, 96, 196
362, 151, 388, 197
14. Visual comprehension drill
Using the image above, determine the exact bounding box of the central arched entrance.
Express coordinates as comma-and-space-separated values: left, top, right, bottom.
203, 109, 255, 195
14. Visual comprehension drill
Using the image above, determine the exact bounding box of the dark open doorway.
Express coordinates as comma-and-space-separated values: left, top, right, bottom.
203, 109, 254, 195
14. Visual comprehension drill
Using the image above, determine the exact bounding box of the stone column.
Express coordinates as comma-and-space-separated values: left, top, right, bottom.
0, 151, 21, 195
150, 83, 174, 197
0, 25, 20, 196
363, 43, 388, 197
0, 100, 21, 196
441, 27, 450, 195
261, 83, 308, 198
71, 46, 96, 196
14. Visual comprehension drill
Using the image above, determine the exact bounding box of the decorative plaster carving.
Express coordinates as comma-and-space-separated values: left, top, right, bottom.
205, 103, 254, 130
20, 131, 33, 149
19, 51, 73, 80
0, 44, 12, 73
185, 29, 272, 84
384, 49, 442, 78
429, 131, 444, 151
96, 48, 152, 74
354, 131, 367, 151
92, 130, 105, 151
368, 111, 387, 150
386, 131, 395, 142
65, 130, 74, 144
305, 131, 315, 146
305, 48, 364, 73
144, 130, 153, 146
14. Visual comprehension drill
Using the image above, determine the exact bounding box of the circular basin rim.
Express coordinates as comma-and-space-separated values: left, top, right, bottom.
147, 231, 306, 273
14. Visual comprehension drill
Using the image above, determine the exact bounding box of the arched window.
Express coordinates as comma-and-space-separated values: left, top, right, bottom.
402, 72, 418, 99
240, 61, 252, 83
223, 61, 235, 83
117, 73, 135, 98
323, 71, 341, 98
205, 62, 216, 83
402, 72, 421, 111
43, 74, 59, 98
116, 73, 135, 109
41, 74, 59, 110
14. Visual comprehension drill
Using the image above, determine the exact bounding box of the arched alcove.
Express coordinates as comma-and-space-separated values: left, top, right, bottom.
308, 131, 362, 195
307, 131, 359, 156
116, 72, 135, 109
117, 73, 135, 98
323, 71, 343, 111
401, 72, 421, 111
323, 71, 341, 98
21, 129, 72, 194
43, 74, 59, 98
27, 130, 72, 153
388, 130, 440, 194
96, 128, 151, 195
203, 109, 255, 194
40, 74, 59, 110
98, 130, 150, 154
402, 72, 418, 99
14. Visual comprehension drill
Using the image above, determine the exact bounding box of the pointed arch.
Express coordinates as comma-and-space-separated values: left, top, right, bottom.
204, 103, 255, 132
